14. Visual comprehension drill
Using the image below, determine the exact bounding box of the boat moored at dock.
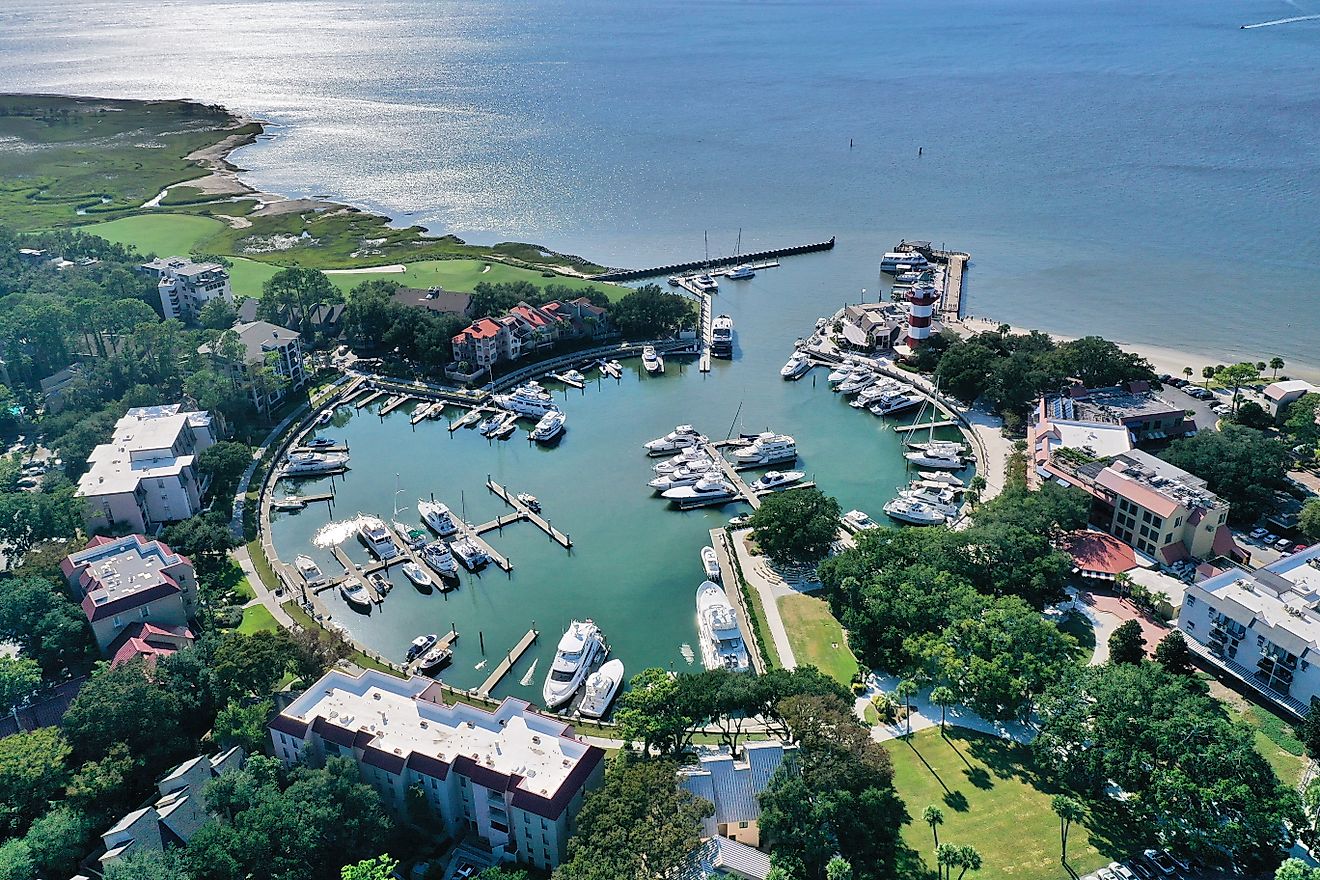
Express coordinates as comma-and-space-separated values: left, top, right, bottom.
530, 410, 567, 443
730, 432, 798, 467
780, 351, 811, 379
578, 658, 625, 718
402, 561, 434, 590
294, 554, 325, 586
543, 619, 606, 709
494, 381, 560, 417
649, 466, 720, 492
752, 470, 805, 491
340, 577, 372, 608
282, 450, 349, 476
881, 251, 929, 273
357, 515, 399, 560
711, 315, 734, 358
696, 581, 750, 673
883, 496, 950, 526
406, 633, 438, 662
904, 440, 965, 470
449, 536, 490, 571
662, 474, 738, 506
644, 424, 704, 456
418, 499, 459, 536
642, 345, 662, 374
701, 545, 721, 581
843, 509, 880, 531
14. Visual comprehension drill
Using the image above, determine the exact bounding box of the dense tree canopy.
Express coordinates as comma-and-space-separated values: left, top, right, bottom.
749, 487, 842, 565
1162, 424, 1290, 522
0, 577, 96, 676
609, 284, 695, 339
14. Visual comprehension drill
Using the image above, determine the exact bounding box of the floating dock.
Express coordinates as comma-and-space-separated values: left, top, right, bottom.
355, 389, 385, 410
476, 627, 539, 696
695, 441, 761, 510
892, 419, 958, 433
591, 236, 835, 282
379, 394, 412, 417
486, 479, 573, 549
449, 407, 487, 432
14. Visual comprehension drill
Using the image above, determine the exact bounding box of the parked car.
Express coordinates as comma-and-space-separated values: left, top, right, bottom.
1265, 533, 1279, 545
1097, 869, 1120, 880
1143, 850, 1177, 876
1126, 859, 1156, 880
1275, 537, 1294, 551
1250, 527, 1268, 540
1296, 543, 1311, 553
1109, 862, 1138, 880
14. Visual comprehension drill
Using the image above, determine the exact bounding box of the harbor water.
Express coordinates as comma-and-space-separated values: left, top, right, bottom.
270, 260, 964, 700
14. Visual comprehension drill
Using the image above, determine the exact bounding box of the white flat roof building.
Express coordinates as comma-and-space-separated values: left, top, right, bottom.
142, 257, 232, 323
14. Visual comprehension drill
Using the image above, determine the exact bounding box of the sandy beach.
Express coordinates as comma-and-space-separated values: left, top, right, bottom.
948, 316, 1320, 385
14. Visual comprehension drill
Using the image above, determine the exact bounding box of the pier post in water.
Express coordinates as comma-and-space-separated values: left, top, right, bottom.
479, 631, 485, 654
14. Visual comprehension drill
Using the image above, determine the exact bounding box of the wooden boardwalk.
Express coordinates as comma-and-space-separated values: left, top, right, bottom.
548, 372, 584, 389
486, 480, 573, 549
697, 441, 761, 510
355, 389, 385, 410
379, 395, 413, 417
937, 252, 968, 319
476, 627, 539, 696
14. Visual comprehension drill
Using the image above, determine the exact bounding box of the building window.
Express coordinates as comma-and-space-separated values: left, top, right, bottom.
1186, 595, 1196, 606
1185, 621, 1195, 631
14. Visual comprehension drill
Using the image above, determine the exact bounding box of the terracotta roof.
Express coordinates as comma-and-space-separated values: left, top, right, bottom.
1212, 524, 1244, 560
1160, 543, 1190, 564
453, 317, 503, 345
1063, 531, 1139, 576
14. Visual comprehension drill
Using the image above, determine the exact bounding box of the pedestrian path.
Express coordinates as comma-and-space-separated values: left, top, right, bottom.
727, 532, 797, 669
853, 673, 1036, 745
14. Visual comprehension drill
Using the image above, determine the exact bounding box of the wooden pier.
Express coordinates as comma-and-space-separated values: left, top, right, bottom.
591, 236, 835, 282
486, 479, 573, 549
355, 389, 385, 410
935, 251, 969, 320
405, 628, 460, 676
410, 402, 439, 425
379, 394, 412, 417
449, 406, 486, 432
297, 491, 336, 505
698, 292, 713, 372
697, 441, 761, 510
476, 627, 539, 697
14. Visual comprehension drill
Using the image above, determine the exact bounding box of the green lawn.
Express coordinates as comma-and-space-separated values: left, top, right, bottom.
236, 603, 278, 635
80, 213, 229, 259
887, 728, 1139, 880
1238, 704, 1308, 786
777, 592, 859, 686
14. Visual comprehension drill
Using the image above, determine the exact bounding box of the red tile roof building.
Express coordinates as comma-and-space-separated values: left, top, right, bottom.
451, 298, 610, 371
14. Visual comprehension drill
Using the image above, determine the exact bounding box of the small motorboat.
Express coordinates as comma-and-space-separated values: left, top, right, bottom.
340, 577, 372, 608
578, 658, 625, 719
843, 509, 880, 532
294, 554, 325, 586
402, 562, 433, 590
406, 633, 438, 662
751, 470, 805, 492
417, 643, 452, 673
726, 265, 755, 280
516, 492, 541, 513
701, 546, 721, 581
306, 435, 336, 448
564, 369, 586, 384
367, 571, 392, 596
315, 410, 333, 426
271, 496, 306, 511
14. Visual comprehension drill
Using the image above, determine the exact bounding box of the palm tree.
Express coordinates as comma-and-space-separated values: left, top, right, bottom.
930, 686, 956, 732
1271, 356, 1286, 379
923, 805, 945, 850
955, 846, 983, 880
1112, 571, 1133, 600
1052, 794, 1085, 866
895, 679, 919, 737
1201, 366, 1215, 389
936, 844, 960, 880
1182, 366, 1193, 383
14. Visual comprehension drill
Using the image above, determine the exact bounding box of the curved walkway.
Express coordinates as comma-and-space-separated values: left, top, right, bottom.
853, 674, 1036, 745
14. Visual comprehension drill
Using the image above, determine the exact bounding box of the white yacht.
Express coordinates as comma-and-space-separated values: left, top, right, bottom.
393, 521, 429, 550
564, 369, 586, 384
642, 346, 662, 374
494, 381, 560, 417
883, 496, 950, 526
357, 515, 399, 560
316, 409, 334, 426
654, 447, 713, 474
920, 471, 965, 487
449, 537, 489, 571
421, 540, 459, 578
843, 509, 880, 532
693, 273, 719, 292
578, 659, 625, 719
282, 451, 349, 476
305, 436, 338, 448
271, 496, 307, 512
895, 270, 924, 285
711, 315, 734, 358
649, 467, 720, 492
701, 545, 721, 581
662, 474, 738, 505
530, 410, 567, 443
417, 642, 452, 673
406, 633, 438, 662
294, 554, 325, 586
837, 372, 877, 395
477, 412, 505, 434
402, 562, 434, 590
752, 470, 805, 492
730, 432, 797, 466
869, 391, 924, 416
543, 619, 606, 709
904, 480, 961, 506
780, 351, 811, 380
340, 577, 372, 608
855, 380, 901, 406
490, 418, 517, 439
418, 499, 459, 537
696, 581, 750, 673
644, 425, 703, 456
904, 440, 965, 470
827, 361, 861, 384
881, 251, 929, 272
726, 264, 755, 280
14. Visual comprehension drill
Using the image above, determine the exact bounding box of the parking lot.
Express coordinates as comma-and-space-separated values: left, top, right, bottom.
1078, 848, 1224, 880
1156, 380, 1225, 434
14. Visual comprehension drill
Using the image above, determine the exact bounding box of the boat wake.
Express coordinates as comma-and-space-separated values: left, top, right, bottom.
679, 643, 695, 665
313, 518, 361, 548
519, 659, 538, 687
1241, 12, 1320, 27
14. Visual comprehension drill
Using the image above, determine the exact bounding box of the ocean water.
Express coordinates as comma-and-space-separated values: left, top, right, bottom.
1, 0, 1318, 367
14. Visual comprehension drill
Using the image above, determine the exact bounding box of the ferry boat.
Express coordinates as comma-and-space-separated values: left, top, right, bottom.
449, 537, 490, 571
421, 540, 459, 578
780, 351, 811, 380
653, 447, 714, 474
294, 554, 325, 586
696, 581, 750, 673
406, 633, 438, 662
883, 496, 950, 526
494, 381, 559, 417
282, 451, 349, 476
339, 577, 372, 608
752, 470, 805, 492
710, 315, 734, 358
649, 466, 719, 492
418, 499, 459, 536
662, 474, 738, 505
578, 659, 625, 719
417, 642, 453, 673
644, 425, 703, 456
701, 545, 721, 581
693, 273, 719, 292
357, 515, 399, 560
904, 440, 965, 470
543, 619, 606, 709
881, 251, 929, 273
398, 561, 431, 590
730, 433, 797, 467
869, 391, 924, 416
843, 509, 880, 531
530, 410, 567, 443
642, 346, 662, 373
726, 264, 755, 280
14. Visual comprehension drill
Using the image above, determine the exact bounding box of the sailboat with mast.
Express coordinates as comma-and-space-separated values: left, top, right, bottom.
903, 385, 966, 470
692, 231, 719, 292
727, 228, 754, 280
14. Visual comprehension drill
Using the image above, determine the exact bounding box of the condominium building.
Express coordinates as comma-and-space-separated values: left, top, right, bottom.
678, 742, 797, 848
75, 404, 216, 534
198, 320, 306, 414
60, 534, 199, 654
141, 257, 233, 323
450, 298, 611, 373
1179, 544, 1320, 717
269, 670, 606, 871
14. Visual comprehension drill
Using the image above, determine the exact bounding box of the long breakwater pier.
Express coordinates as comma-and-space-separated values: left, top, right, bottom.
591, 235, 835, 282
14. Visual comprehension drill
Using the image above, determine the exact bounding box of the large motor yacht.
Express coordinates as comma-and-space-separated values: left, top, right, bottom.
696, 581, 750, 673
903, 440, 965, 470
711, 315, 734, 358
662, 474, 738, 504
418, 499, 459, 536
730, 432, 797, 466
649, 466, 720, 492
357, 515, 399, 560
780, 351, 811, 380
883, 496, 950, 526
653, 447, 714, 475
578, 659, 625, 719
543, 619, 606, 709
842, 509, 880, 532
282, 451, 349, 476
494, 381, 560, 417
530, 410, 567, 443
421, 540, 459, 578
642, 346, 662, 374
869, 390, 924, 416
644, 424, 703, 456
449, 537, 490, 571
751, 470, 805, 492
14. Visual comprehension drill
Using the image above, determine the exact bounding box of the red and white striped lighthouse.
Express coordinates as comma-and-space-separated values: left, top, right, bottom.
905, 271, 940, 347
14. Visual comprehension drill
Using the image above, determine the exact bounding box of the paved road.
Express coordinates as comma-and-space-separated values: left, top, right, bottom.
1159, 383, 1223, 434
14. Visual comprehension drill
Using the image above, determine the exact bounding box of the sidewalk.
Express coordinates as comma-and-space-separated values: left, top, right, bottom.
233, 543, 294, 629
728, 533, 797, 670
853, 674, 1036, 745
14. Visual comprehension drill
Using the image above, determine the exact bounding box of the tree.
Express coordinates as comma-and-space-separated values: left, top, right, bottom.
935, 342, 996, 403
1301, 499, 1320, 543
0, 838, 33, 880
0, 656, 40, 715
894, 679, 918, 737
923, 804, 944, 850
1270, 357, 1286, 379
104, 848, 192, 880
1234, 399, 1273, 430
1182, 367, 1193, 383
613, 667, 691, 755
1048, 336, 1155, 389
608, 284, 695, 339
1051, 794, 1084, 865
1163, 424, 1291, 522
935, 844, 960, 880
210, 631, 294, 702
1214, 362, 1260, 413
259, 267, 336, 337
1108, 620, 1145, 665
0, 727, 71, 837
198, 441, 254, 503
1296, 697, 1320, 760
342, 855, 398, 880
1154, 630, 1191, 675
22, 804, 94, 880
952, 845, 982, 880
476, 869, 529, 880
0, 577, 96, 676
1201, 366, 1215, 389
554, 755, 711, 880
214, 699, 274, 754
162, 512, 237, 572
929, 686, 955, 732
1276, 859, 1320, 880
748, 487, 842, 565
62, 659, 191, 768
199, 297, 238, 330
825, 856, 853, 880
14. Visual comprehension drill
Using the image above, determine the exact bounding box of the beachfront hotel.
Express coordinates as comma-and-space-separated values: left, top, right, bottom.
269, 669, 606, 871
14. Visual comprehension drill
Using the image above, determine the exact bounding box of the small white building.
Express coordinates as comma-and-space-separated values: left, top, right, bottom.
75, 404, 216, 534
141, 257, 233, 323
1180, 544, 1320, 718
677, 741, 797, 848
199, 320, 306, 414
1263, 380, 1319, 417
269, 669, 605, 872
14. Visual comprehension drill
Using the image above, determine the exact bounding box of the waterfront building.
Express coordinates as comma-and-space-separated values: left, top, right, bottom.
75, 404, 216, 534
904, 273, 940, 347
1263, 379, 1319, 417
677, 836, 774, 880
1030, 384, 1193, 463
60, 534, 199, 654
1179, 544, 1320, 718
677, 741, 797, 848
392, 286, 473, 318
96, 747, 245, 872
269, 669, 606, 871
198, 320, 306, 414
838, 302, 905, 352
450, 297, 612, 374
140, 257, 233, 323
